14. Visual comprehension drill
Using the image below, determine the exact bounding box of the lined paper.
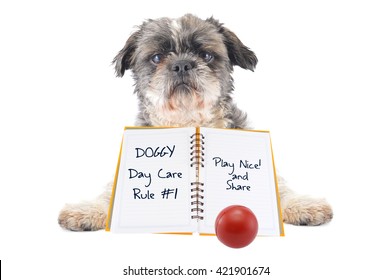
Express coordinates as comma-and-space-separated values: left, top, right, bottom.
199, 128, 282, 236
110, 127, 196, 233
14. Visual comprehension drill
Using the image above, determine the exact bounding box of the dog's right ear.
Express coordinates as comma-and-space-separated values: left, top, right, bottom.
112, 29, 142, 77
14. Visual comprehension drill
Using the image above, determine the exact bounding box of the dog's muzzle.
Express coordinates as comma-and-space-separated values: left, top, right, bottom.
170, 60, 197, 93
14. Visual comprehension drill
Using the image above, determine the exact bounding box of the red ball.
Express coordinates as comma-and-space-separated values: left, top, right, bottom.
215, 205, 258, 248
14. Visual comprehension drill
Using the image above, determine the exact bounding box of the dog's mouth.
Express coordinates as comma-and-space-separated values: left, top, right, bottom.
174, 82, 192, 91
171, 81, 197, 95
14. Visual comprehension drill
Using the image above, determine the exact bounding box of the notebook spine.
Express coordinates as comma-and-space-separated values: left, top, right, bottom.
190, 132, 205, 220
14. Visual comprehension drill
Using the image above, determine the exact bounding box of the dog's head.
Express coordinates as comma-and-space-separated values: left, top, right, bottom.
113, 14, 257, 126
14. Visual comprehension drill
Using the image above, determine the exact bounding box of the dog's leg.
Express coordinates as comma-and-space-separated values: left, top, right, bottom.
58, 182, 112, 231
278, 176, 333, 226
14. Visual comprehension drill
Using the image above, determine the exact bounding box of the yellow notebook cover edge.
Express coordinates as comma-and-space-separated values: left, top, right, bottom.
105, 133, 125, 231
269, 133, 285, 236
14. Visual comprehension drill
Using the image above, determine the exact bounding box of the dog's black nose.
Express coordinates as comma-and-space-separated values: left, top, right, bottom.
171, 60, 194, 74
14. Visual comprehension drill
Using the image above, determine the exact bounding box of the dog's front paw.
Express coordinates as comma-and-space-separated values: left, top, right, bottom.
58, 203, 107, 231
283, 197, 333, 226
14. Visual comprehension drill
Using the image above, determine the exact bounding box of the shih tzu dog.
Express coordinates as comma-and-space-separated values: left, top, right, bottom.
58, 14, 333, 231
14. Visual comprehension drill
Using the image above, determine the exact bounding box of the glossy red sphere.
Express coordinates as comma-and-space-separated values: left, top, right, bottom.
215, 205, 258, 248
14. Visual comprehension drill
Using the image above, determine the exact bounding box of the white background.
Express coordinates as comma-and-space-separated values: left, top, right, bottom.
1, 0, 390, 279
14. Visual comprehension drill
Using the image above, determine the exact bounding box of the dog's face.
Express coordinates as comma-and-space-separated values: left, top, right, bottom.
113, 14, 257, 126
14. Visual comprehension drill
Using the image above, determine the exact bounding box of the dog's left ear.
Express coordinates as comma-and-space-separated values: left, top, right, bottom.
207, 17, 258, 71
112, 29, 142, 77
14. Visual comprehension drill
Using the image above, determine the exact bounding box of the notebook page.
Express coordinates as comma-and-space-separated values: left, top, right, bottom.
109, 127, 197, 233
198, 128, 283, 236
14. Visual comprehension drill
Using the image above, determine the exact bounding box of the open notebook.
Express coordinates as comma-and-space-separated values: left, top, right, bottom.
106, 127, 284, 236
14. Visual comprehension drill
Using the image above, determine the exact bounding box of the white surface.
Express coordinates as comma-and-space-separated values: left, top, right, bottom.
1, 0, 390, 279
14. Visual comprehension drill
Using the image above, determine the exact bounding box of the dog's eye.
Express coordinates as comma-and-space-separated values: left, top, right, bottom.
199, 51, 214, 63
151, 54, 163, 64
